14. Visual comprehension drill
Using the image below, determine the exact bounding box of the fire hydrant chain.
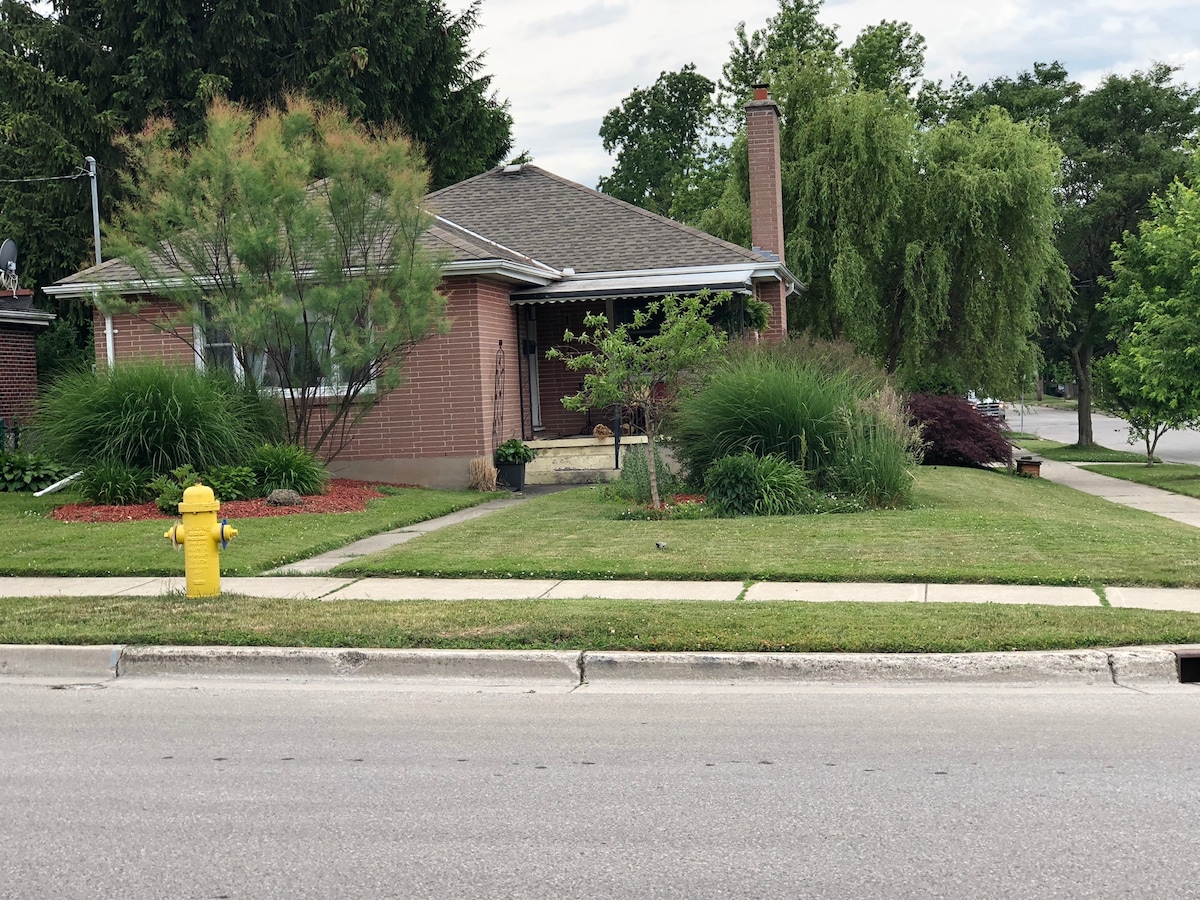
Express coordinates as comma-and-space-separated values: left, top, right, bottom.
164, 484, 238, 598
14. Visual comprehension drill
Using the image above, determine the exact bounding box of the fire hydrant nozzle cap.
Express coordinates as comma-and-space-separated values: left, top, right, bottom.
178, 484, 220, 513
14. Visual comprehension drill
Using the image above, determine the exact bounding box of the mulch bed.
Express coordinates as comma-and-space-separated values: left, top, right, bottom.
52, 479, 393, 524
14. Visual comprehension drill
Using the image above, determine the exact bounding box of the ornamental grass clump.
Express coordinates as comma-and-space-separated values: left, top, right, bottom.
248, 443, 329, 496
37, 362, 282, 474
671, 341, 920, 510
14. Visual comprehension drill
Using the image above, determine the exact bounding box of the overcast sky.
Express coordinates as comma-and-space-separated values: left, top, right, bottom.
454, 0, 1200, 187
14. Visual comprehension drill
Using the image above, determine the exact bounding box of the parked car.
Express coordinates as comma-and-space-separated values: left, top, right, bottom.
966, 391, 1006, 421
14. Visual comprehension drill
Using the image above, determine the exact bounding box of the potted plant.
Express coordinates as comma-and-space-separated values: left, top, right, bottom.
494, 438, 537, 491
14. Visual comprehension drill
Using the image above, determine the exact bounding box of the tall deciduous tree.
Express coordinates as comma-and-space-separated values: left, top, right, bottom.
107, 97, 447, 458
1097, 158, 1200, 460
717, 0, 839, 119
950, 62, 1200, 445
38, 0, 510, 189
597, 65, 720, 219
777, 86, 1067, 393
0, 0, 114, 338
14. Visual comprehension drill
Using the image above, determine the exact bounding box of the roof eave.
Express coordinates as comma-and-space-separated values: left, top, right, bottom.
0, 308, 56, 327
441, 259, 559, 286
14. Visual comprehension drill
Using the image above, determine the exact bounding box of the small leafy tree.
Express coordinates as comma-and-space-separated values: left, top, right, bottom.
106, 96, 447, 459
1093, 355, 1195, 463
546, 292, 725, 508
1098, 158, 1200, 461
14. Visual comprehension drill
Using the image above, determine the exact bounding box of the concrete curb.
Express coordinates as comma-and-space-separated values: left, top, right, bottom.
0, 644, 123, 679
117, 646, 582, 685
582, 650, 1121, 684
1, 644, 1188, 686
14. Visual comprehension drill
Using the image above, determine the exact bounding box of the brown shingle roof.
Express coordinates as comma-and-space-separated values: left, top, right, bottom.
49, 165, 772, 295
427, 165, 766, 274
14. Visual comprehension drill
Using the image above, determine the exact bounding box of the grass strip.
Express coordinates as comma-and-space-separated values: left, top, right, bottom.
334, 469, 1200, 587
1079, 463, 1200, 499
1014, 438, 1154, 464
1, 595, 1197, 653
0, 488, 500, 577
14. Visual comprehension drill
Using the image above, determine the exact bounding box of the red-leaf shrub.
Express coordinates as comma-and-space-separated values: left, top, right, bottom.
908, 394, 1011, 468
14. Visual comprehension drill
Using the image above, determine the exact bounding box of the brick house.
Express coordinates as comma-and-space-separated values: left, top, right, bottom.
45, 88, 796, 487
0, 289, 55, 440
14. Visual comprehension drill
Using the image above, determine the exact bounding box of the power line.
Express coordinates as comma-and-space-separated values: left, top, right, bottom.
0, 168, 90, 185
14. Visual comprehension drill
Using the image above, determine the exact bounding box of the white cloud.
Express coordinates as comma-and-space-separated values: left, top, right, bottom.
459, 0, 1199, 187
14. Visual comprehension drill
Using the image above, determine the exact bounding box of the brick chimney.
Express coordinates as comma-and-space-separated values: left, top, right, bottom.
745, 84, 787, 342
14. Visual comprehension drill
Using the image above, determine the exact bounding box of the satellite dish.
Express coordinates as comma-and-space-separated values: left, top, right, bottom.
0, 238, 16, 292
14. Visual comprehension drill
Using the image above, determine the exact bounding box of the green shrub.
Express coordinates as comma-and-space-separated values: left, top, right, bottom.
205, 465, 259, 501
79, 459, 153, 505
0, 452, 72, 493
37, 362, 281, 475
704, 453, 813, 517
148, 464, 202, 514
672, 342, 919, 508
249, 443, 329, 495
602, 443, 682, 505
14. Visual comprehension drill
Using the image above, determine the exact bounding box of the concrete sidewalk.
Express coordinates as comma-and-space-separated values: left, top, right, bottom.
1036, 458, 1200, 528
4, 575, 1200, 614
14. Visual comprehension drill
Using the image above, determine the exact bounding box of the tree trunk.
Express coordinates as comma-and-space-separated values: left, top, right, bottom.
1071, 341, 1094, 447
644, 416, 661, 509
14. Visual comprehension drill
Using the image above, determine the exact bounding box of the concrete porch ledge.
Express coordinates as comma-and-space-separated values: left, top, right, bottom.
526, 434, 647, 485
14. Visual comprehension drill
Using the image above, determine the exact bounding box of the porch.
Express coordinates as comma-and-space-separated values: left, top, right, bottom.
524, 434, 648, 485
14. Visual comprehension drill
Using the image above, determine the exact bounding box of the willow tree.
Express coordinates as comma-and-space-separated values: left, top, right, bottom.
106, 97, 447, 458
706, 50, 1068, 395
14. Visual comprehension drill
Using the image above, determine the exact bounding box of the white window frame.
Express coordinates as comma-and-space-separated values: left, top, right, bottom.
193, 305, 354, 399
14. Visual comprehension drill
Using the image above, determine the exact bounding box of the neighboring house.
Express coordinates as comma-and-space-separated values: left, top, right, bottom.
45, 88, 796, 488
0, 289, 54, 435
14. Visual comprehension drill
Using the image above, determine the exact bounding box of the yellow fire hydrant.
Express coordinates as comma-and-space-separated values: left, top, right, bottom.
164, 484, 238, 598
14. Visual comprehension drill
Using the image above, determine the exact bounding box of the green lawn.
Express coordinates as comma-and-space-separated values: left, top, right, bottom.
1080, 463, 1200, 499
1013, 438, 1153, 463
0, 488, 499, 576
2, 594, 1197, 653
334, 468, 1200, 587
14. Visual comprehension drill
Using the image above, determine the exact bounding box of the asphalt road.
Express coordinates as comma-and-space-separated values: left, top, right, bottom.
1013, 403, 1200, 464
3, 679, 1199, 899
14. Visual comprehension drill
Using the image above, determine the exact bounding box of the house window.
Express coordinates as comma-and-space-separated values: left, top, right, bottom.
195, 304, 346, 396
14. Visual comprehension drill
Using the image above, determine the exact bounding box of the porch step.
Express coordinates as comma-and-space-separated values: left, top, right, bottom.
525, 435, 647, 485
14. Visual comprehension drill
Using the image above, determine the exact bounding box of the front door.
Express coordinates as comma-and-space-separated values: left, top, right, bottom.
525, 308, 542, 430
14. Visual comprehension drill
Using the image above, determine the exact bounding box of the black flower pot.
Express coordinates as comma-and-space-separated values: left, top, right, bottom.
495, 462, 526, 492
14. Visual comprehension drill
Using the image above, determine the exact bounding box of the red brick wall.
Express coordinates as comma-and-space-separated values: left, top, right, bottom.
0, 326, 39, 425
755, 280, 788, 344
746, 92, 785, 265
93, 303, 196, 367
335, 276, 523, 461
534, 303, 602, 436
